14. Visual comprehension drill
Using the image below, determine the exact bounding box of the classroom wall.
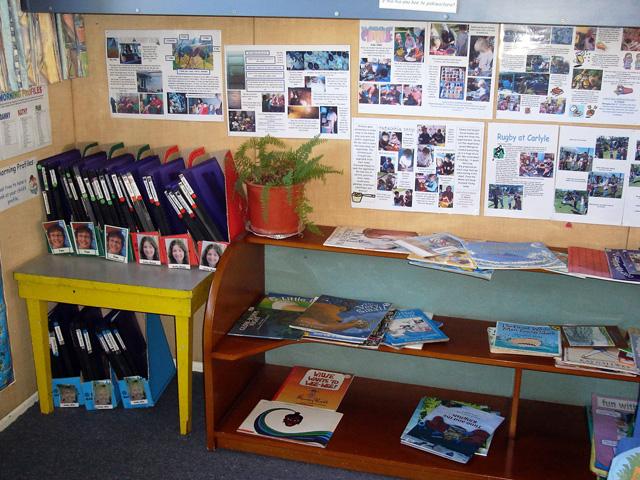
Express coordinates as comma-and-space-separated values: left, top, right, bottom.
0, 81, 76, 420
3, 13, 638, 417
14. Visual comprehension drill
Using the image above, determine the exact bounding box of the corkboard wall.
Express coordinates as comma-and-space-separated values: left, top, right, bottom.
0, 81, 76, 419
68, 15, 637, 361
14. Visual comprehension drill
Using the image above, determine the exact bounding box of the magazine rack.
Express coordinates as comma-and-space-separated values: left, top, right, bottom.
203, 226, 640, 480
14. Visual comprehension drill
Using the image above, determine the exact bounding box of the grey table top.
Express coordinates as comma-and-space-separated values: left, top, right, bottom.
15, 254, 213, 292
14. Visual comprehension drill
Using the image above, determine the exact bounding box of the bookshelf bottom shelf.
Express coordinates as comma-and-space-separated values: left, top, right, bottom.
212, 364, 592, 480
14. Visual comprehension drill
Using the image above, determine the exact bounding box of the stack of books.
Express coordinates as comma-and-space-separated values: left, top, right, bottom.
289, 295, 393, 346
487, 321, 562, 357
555, 325, 639, 376
237, 366, 352, 448
568, 247, 640, 284
401, 396, 504, 463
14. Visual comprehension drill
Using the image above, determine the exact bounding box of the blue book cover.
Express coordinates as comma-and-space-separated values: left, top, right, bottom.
228, 307, 304, 340
290, 295, 392, 342
402, 399, 504, 463
605, 249, 640, 283
383, 309, 448, 347
494, 321, 561, 356
464, 241, 562, 269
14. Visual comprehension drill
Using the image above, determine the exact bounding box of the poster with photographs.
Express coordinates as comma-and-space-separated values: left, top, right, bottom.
199, 241, 228, 272
497, 25, 640, 124
552, 126, 636, 225
225, 45, 350, 139
624, 136, 640, 226
105, 30, 223, 122
484, 123, 558, 219
351, 117, 484, 215
358, 21, 497, 119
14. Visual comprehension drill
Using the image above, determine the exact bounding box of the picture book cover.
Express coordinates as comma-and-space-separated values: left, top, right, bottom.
591, 394, 637, 472
607, 446, 640, 480
227, 307, 304, 340
621, 250, 640, 276
493, 321, 561, 357
323, 226, 417, 254
464, 241, 563, 270
568, 247, 611, 279
272, 366, 354, 410
408, 260, 493, 280
407, 251, 477, 270
256, 293, 315, 312
561, 325, 624, 348
403, 401, 504, 463
401, 396, 500, 457
394, 233, 466, 258
560, 347, 639, 376
383, 309, 448, 347
303, 308, 396, 348
290, 295, 392, 342
605, 249, 640, 284
237, 399, 343, 448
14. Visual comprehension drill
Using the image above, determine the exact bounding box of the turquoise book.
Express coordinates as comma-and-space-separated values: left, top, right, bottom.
383, 309, 448, 347
493, 321, 561, 357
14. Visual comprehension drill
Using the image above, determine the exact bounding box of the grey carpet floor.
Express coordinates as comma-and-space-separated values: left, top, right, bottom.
0, 373, 392, 479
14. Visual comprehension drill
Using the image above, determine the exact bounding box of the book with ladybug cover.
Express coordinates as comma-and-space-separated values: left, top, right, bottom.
237, 400, 343, 448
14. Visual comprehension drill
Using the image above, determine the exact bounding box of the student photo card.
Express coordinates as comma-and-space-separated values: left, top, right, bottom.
70, 222, 98, 255
104, 225, 129, 262
43, 220, 74, 254
132, 231, 162, 265
199, 241, 229, 272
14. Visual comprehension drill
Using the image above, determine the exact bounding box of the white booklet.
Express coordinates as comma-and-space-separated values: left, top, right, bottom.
237, 400, 343, 448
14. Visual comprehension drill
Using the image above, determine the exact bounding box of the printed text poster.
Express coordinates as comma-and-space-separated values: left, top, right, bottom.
0, 86, 51, 160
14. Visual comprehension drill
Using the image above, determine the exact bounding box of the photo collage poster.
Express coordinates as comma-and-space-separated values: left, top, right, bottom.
105, 30, 224, 121
484, 123, 640, 226
225, 45, 350, 139
0, 253, 14, 392
484, 123, 558, 220
497, 25, 640, 124
358, 21, 498, 119
351, 117, 484, 215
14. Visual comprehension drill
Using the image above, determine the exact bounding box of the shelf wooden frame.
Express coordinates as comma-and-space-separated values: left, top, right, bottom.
202, 226, 637, 480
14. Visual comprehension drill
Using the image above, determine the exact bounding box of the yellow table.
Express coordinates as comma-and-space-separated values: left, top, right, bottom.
14, 254, 213, 435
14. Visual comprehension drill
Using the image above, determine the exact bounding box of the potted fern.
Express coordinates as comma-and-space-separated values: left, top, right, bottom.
234, 135, 341, 237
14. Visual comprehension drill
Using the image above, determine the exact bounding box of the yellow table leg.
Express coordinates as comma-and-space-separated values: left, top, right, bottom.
175, 314, 193, 435
26, 298, 53, 413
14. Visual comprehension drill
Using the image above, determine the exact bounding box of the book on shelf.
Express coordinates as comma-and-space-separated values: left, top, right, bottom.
464, 241, 564, 270
607, 446, 640, 480
237, 399, 343, 448
304, 309, 397, 349
272, 366, 354, 410
323, 225, 417, 254
605, 249, 640, 284
290, 295, 392, 344
407, 251, 477, 270
228, 307, 305, 340
620, 250, 640, 276
256, 293, 316, 312
401, 397, 504, 463
408, 259, 493, 280
568, 247, 612, 280
393, 233, 466, 258
561, 325, 627, 349
555, 346, 639, 376
590, 394, 638, 475
382, 309, 448, 348
490, 321, 561, 357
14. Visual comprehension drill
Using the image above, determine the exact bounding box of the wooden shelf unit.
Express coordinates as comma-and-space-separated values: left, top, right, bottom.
202, 227, 636, 480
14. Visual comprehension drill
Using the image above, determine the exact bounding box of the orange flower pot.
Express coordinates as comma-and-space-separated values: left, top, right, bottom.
246, 182, 304, 236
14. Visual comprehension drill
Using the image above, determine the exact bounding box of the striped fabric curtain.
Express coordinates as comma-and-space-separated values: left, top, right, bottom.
0, 0, 87, 93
